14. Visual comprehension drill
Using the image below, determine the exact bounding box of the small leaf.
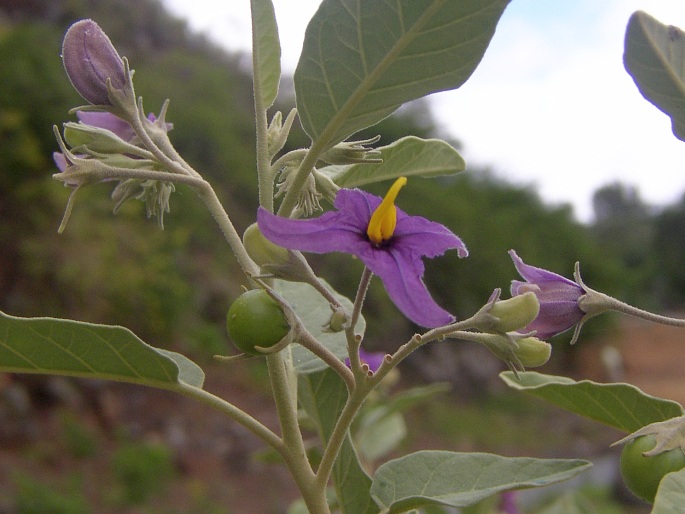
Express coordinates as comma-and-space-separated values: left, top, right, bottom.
501, 371, 683, 433
251, 0, 281, 108
624, 11, 685, 141
321, 137, 465, 188
295, 0, 510, 148
276, 279, 364, 374
652, 468, 685, 513
299, 369, 379, 514
0, 311, 204, 389
370, 450, 591, 512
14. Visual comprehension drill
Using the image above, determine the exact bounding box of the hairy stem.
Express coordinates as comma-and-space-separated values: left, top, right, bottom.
266, 352, 331, 512
176, 382, 282, 451
195, 181, 260, 276
345, 268, 373, 373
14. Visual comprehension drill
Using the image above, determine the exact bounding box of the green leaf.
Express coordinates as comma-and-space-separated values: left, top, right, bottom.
624, 11, 685, 142
0, 311, 204, 389
321, 136, 465, 188
276, 279, 364, 374
500, 371, 683, 434
652, 468, 685, 513
370, 450, 591, 512
299, 368, 379, 514
250, 0, 281, 108
354, 383, 449, 463
295, 0, 510, 148
355, 410, 406, 463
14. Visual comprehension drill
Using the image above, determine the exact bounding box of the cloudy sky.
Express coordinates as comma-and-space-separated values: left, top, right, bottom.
162, 0, 685, 222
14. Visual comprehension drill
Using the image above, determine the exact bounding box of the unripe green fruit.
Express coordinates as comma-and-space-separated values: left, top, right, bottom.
514, 337, 551, 368
226, 289, 290, 355
243, 223, 290, 268
620, 435, 685, 503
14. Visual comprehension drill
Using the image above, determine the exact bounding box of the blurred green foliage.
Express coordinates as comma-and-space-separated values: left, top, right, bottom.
1, 0, 684, 362
12, 472, 88, 514
111, 439, 176, 505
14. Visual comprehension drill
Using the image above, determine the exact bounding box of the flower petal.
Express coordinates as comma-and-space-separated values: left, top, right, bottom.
77, 111, 134, 141
257, 207, 365, 254
394, 213, 468, 258
524, 301, 584, 338
364, 246, 454, 328
509, 250, 580, 290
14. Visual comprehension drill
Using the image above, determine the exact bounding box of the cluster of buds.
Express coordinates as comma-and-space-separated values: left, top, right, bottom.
54, 19, 178, 230
460, 290, 551, 375
464, 249, 685, 374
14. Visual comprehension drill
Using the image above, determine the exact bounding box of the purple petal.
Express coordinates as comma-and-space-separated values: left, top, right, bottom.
345, 349, 386, 372
509, 250, 585, 338
525, 301, 584, 338
365, 246, 454, 328
509, 250, 580, 290
394, 214, 468, 258
333, 188, 378, 228
77, 111, 135, 141
53, 152, 68, 172
257, 207, 366, 254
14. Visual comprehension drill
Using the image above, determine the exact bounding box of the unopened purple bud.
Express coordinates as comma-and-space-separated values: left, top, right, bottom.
62, 19, 127, 105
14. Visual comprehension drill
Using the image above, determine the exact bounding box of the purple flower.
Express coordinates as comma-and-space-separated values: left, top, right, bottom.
345, 349, 386, 373
498, 491, 522, 514
509, 250, 584, 339
76, 111, 135, 141
62, 19, 127, 105
258, 178, 467, 328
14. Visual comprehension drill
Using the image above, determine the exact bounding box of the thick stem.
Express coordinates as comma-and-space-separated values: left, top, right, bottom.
253, 90, 274, 211
266, 352, 330, 512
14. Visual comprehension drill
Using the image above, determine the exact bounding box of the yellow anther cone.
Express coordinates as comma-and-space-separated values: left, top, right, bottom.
367, 177, 407, 244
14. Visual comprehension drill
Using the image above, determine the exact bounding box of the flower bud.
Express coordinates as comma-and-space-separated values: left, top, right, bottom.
63, 122, 139, 155
62, 19, 127, 105
324, 307, 348, 333
487, 292, 540, 333
513, 337, 551, 368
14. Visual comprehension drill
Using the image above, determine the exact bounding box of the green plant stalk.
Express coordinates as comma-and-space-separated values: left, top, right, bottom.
345, 267, 373, 374
253, 78, 275, 212
297, 329, 355, 391
176, 382, 282, 451
61, 166, 206, 188
316, 324, 477, 488
194, 181, 260, 276
127, 101, 200, 179
266, 352, 331, 513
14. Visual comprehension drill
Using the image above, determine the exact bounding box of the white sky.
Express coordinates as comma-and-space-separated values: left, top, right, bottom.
162, 0, 685, 222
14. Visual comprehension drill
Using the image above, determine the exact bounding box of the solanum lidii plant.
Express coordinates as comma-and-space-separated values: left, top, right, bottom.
3, 3, 685, 512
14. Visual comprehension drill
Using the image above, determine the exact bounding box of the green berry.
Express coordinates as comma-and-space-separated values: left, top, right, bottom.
226, 289, 290, 355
